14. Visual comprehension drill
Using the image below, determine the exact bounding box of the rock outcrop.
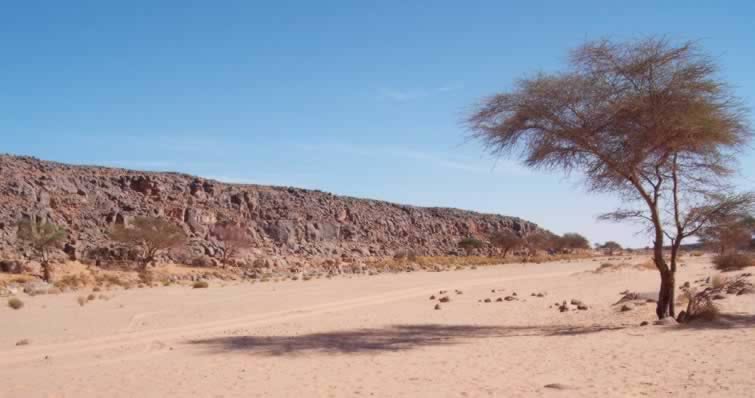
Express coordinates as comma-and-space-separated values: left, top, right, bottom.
0, 155, 543, 265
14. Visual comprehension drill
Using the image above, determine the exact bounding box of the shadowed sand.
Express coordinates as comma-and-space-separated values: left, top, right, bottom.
189, 324, 626, 356
2, 255, 754, 397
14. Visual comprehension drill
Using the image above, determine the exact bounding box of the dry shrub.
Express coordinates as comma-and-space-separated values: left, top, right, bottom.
77, 296, 88, 306
192, 280, 209, 289
593, 261, 654, 274
393, 250, 419, 262
711, 274, 727, 289
682, 289, 720, 322
713, 253, 753, 272
638, 259, 657, 270
8, 297, 24, 310
365, 251, 595, 274
139, 271, 155, 284
87, 293, 96, 301
94, 273, 129, 288
55, 273, 93, 290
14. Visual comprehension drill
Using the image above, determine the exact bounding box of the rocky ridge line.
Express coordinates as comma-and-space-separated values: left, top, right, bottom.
0, 155, 543, 268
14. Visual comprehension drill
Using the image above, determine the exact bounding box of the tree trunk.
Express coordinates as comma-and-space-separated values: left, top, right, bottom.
650, 208, 672, 319
667, 241, 683, 318
40, 250, 52, 283
139, 257, 151, 272
656, 269, 675, 319
41, 260, 52, 283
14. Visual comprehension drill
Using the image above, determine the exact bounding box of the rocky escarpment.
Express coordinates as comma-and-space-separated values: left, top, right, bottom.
0, 155, 543, 267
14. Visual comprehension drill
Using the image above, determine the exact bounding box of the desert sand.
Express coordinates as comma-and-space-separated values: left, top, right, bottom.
2, 255, 754, 397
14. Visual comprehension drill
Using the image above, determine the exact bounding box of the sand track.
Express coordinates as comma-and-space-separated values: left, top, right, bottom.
3, 257, 754, 397
2, 271, 575, 367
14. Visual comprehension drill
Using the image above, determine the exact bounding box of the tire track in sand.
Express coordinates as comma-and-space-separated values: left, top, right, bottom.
1, 270, 574, 366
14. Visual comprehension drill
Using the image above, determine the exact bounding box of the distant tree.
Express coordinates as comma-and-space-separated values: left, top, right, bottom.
523, 233, 553, 255
489, 230, 522, 258
698, 214, 754, 254
458, 237, 485, 255
558, 233, 591, 251
17, 220, 67, 282
467, 37, 753, 319
110, 217, 186, 271
211, 223, 253, 266
600, 241, 623, 255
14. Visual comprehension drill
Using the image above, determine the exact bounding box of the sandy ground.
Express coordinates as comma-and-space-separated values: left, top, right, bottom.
2, 255, 754, 398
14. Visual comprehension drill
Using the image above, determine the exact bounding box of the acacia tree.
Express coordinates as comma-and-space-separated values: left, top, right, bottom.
211, 223, 253, 266
523, 233, 553, 256
599, 241, 623, 255
458, 237, 485, 255
467, 38, 752, 319
110, 217, 186, 271
557, 233, 591, 251
698, 214, 754, 253
489, 230, 522, 258
17, 220, 67, 282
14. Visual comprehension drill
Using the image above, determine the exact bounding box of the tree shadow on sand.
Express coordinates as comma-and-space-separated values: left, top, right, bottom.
674, 312, 755, 330
188, 324, 625, 356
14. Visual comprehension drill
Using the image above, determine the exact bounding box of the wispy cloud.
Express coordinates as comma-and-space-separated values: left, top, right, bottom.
204, 172, 322, 189
100, 160, 181, 170
294, 142, 530, 177
388, 148, 529, 176
377, 82, 464, 102
98, 159, 223, 172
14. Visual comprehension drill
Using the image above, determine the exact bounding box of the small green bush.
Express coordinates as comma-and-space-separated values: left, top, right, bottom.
713, 253, 753, 272
193, 280, 209, 289
8, 297, 24, 310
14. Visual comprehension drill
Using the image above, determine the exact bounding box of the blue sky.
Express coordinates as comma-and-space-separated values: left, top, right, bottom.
2, 1, 754, 248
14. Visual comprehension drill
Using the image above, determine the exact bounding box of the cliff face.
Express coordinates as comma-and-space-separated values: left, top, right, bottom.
0, 155, 542, 264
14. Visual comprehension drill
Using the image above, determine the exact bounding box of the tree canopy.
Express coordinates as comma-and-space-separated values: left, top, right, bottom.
110, 217, 186, 270
17, 219, 67, 282
557, 233, 591, 250
489, 230, 523, 257
467, 37, 753, 319
211, 223, 253, 265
